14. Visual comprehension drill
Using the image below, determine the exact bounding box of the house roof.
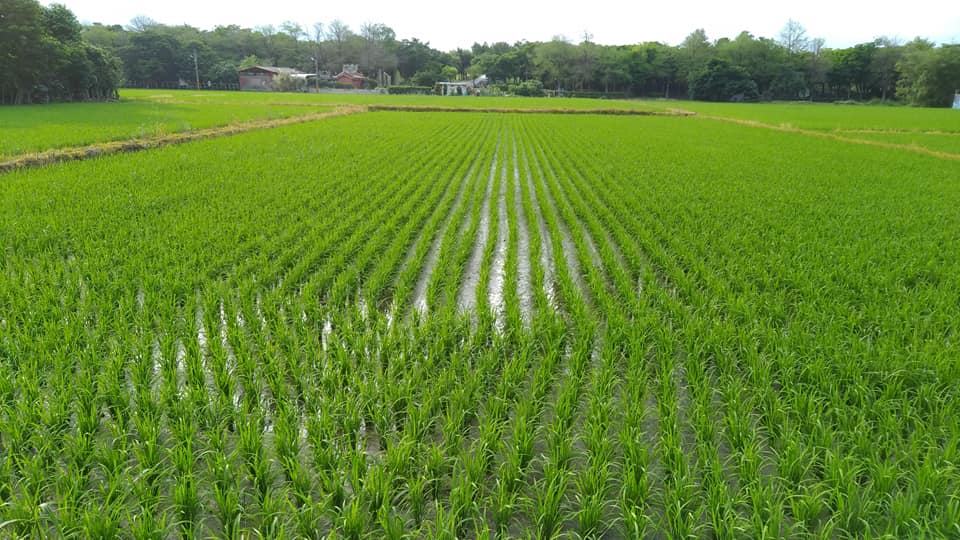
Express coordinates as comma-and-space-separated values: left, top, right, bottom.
239, 66, 304, 75
335, 71, 366, 80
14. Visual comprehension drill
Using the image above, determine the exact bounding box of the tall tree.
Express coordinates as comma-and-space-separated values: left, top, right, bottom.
310, 22, 324, 74
870, 37, 903, 100
327, 19, 352, 71
1, 0, 120, 104
778, 19, 809, 55
533, 37, 576, 91
451, 48, 473, 79
359, 22, 397, 81
897, 40, 960, 106
0, 0, 45, 103
679, 28, 714, 85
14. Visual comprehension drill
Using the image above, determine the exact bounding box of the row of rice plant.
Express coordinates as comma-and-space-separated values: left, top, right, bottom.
1, 110, 958, 537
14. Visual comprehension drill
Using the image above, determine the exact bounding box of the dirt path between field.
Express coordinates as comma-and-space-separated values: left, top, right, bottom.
0, 106, 363, 175
832, 128, 960, 135
684, 112, 960, 161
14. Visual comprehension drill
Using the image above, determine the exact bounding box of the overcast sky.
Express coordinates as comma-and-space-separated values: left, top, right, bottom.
53, 0, 959, 50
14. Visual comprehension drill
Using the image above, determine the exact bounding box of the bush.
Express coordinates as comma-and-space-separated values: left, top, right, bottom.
387, 86, 433, 95
508, 80, 545, 97
560, 91, 627, 99
271, 73, 305, 93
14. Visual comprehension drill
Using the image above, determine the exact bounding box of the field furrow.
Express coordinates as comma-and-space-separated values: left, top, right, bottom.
457, 133, 499, 314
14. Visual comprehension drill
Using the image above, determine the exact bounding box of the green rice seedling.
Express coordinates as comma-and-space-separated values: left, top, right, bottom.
50, 471, 84, 536
317, 467, 347, 517
531, 462, 569, 540
377, 505, 407, 540
81, 503, 123, 539
363, 462, 393, 514
127, 505, 171, 540
790, 484, 827, 532
339, 496, 365, 540
491, 474, 520, 535
3, 102, 960, 537
425, 500, 459, 540
402, 474, 427, 527
253, 487, 287, 539
574, 470, 610, 538
447, 463, 479, 536
209, 453, 244, 538
172, 471, 201, 537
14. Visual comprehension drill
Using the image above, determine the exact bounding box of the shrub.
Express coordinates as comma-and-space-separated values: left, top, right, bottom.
509, 80, 545, 97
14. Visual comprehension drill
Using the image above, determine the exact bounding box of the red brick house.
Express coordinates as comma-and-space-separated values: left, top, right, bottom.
334, 64, 367, 90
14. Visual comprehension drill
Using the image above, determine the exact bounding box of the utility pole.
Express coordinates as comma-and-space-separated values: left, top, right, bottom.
312, 57, 320, 92
193, 49, 200, 90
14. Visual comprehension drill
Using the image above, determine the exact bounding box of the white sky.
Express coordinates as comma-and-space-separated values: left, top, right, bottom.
54, 0, 959, 50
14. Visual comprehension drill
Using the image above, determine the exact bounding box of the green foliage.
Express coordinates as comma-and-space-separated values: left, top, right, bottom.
238, 55, 261, 70
689, 58, 759, 101
40, 11, 955, 106
386, 85, 432, 95
270, 72, 305, 93
509, 80, 545, 97
896, 43, 960, 107
0, 0, 121, 104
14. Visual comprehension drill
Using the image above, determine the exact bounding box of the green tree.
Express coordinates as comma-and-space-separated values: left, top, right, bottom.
596, 46, 630, 93
689, 58, 759, 101
396, 38, 443, 80
122, 29, 183, 82
0, 0, 45, 103
870, 37, 903, 100
534, 37, 577, 91
679, 28, 715, 84
1, 0, 120, 104
896, 41, 960, 107
834, 43, 878, 98
450, 48, 473, 79
717, 31, 788, 97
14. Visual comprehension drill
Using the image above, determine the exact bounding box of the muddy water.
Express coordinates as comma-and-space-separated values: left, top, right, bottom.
513, 137, 534, 323
488, 143, 509, 322
457, 139, 499, 312
520, 138, 556, 309
529, 139, 588, 306
411, 160, 477, 314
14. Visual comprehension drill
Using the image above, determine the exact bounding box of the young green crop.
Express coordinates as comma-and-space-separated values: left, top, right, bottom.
1, 107, 958, 537
0, 101, 327, 158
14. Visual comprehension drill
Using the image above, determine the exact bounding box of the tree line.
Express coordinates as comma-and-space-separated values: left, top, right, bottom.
2, 0, 959, 106
1, 0, 122, 104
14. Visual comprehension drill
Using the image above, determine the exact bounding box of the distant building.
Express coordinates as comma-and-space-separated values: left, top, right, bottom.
437, 75, 489, 96
953, 91, 960, 110
334, 64, 368, 90
238, 66, 305, 91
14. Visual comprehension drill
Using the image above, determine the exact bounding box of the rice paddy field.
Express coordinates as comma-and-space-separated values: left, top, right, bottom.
1, 91, 958, 539
0, 100, 330, 159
